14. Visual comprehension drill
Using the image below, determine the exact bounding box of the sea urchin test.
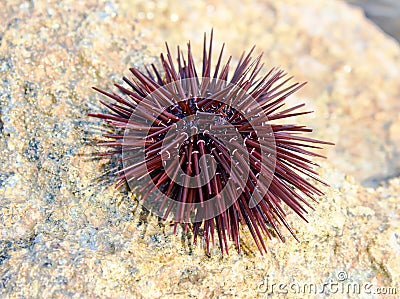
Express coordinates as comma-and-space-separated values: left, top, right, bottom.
89, 31, 333, 255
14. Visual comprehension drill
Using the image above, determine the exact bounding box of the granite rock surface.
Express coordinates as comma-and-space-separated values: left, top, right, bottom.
1, 0, 399, 298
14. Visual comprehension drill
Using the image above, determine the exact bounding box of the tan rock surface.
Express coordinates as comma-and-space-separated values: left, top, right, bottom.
1, 0, 399, 298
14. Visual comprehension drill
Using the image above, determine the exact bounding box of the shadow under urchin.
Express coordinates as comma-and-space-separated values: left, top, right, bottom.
89, 30, 333, 255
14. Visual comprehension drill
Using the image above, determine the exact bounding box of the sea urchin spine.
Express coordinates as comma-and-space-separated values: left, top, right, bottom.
89, 31, 333, 255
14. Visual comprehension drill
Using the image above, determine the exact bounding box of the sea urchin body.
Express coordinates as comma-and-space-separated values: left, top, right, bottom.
89, 31, 333, 255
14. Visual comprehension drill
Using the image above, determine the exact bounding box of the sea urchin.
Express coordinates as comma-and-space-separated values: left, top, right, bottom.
89, 31, 333, 255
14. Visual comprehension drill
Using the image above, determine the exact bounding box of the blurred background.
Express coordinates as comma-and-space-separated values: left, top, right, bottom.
346, 0, 400, 42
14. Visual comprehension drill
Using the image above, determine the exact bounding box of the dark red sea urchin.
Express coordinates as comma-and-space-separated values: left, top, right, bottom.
89, 31, 333, 255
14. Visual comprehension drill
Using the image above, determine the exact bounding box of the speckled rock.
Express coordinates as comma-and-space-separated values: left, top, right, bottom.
1, 0, 399, 298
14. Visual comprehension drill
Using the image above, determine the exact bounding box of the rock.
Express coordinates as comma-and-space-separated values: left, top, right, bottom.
0, 0, 399, 298
345, 0, 400, 42
389, 118, 400, 144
